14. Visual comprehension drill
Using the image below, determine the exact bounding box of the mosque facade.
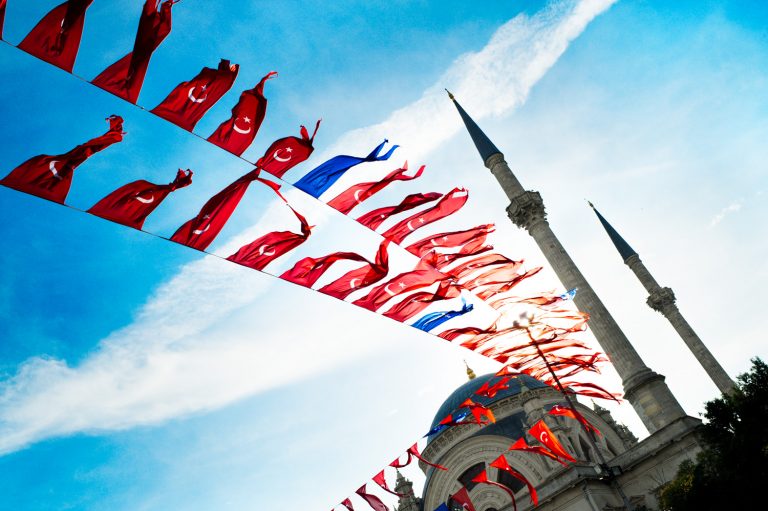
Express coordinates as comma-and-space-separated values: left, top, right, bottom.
393, 95, 732, 511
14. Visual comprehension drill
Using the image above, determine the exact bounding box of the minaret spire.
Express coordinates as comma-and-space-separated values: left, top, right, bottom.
445, 89, 501, 164
589, 202, 736, 395
588, 201, 637, 260
448, 93, 687, 434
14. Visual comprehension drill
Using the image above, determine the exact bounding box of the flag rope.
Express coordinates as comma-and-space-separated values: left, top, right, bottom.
0, 36, 510, 330
2, 23, 618, 412
0, 16, 624, 511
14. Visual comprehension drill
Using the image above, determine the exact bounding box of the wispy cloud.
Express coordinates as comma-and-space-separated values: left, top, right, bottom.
710, 201, 742, 226
0, 0, 617, 456
325, 0, 619, 161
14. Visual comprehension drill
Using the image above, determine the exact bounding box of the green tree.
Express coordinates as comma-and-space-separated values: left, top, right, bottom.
658, 358, 768, 509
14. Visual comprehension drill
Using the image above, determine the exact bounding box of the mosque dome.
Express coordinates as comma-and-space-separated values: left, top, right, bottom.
429, 373, 548, 433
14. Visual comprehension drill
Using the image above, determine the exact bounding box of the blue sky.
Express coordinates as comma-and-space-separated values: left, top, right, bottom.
1, 0, 767, 510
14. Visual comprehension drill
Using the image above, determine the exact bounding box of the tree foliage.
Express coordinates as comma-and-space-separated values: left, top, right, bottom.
658, 358, 768, 509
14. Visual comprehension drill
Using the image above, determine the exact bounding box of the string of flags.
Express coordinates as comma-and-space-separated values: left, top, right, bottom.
0, 21, 592, 378
338, 396, 604, 511
0, 3, 621, 511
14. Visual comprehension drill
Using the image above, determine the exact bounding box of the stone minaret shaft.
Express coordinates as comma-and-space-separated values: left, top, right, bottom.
590, 204, 736, 395
449, 92, 686, 433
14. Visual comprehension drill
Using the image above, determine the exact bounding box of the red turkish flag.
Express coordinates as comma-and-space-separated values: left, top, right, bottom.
207, 71, 276, 155
437, 320, 499, 342
356, 192, 442, 231
227, 205, 311, 271
492, 292, 567, 308
557, 381, 621, 402
382, 281, 461, 322
460, 261, 527, 288
405, 224, 494, 258
17, 0, 93, 72
460, 398, 496, 424
352, 258, 451, 312
450, 487, 477, 511
470, 470, 518, 509
0, 115, 124, 203
489, 455, 538, 506
91, 0, 178, 103
508, 437, 569, 466
318, 240, 390, 300
444, 252, 518, 280
280, 250, 370, 288
0, 0, 6, 39
473, 268, 542, 300
389, 442, 446, 471
475, 376, 511, 399
355, 485, 388, 511
548, 404, 601, 436
151, 59, 239, 131
423, 244, 493, 270
171, 169, 264, 250
255, 121, 320, 178
381, 187, 469, 245
87, 169, 192, 229
340, 499, 355, 511
528, 419, 576, 462
327, 162, 425, 215
372, 470, 403, 497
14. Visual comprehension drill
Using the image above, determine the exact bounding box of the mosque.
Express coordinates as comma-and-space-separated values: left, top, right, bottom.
392, 95, 735, 511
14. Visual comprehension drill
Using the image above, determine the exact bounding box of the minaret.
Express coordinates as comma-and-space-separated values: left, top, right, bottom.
448, 91, 686, 434
395, 471, 420, 511
589, 202, 736, 395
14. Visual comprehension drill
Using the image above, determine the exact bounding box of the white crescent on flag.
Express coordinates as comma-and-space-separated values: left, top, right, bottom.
187, 86, 207, 103
134, 193, 154, 204
232, 117, 252, 135
258, 245, 276, 256
273, 148, 292, 162
49, 160, 62, 180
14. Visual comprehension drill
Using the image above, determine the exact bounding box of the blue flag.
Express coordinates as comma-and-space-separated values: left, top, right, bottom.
433, 503, 450, 511
413, 299, 474, 332
559, 287, 577, 300
293, 139, 398, 198
424, 410, 470, 437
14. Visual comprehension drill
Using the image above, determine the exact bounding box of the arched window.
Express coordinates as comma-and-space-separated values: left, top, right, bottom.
579, 435, 594, 462
497, 467, 525, 493
457, 462, 486, 492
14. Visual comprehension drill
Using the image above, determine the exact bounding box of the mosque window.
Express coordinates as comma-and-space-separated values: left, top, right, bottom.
457, 462, 486, 492
579, 435, 594, 462
496, 467, 525, 493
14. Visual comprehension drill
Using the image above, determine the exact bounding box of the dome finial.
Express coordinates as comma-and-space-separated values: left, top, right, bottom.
464, 360, 476, 380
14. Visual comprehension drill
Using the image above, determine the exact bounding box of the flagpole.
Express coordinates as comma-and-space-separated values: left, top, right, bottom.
526, 327, 635, 511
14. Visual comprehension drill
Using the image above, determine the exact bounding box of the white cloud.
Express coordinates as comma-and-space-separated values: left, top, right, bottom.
709, 201, 742, 227
0, 0, 617, 456
324, 0, 618, 162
